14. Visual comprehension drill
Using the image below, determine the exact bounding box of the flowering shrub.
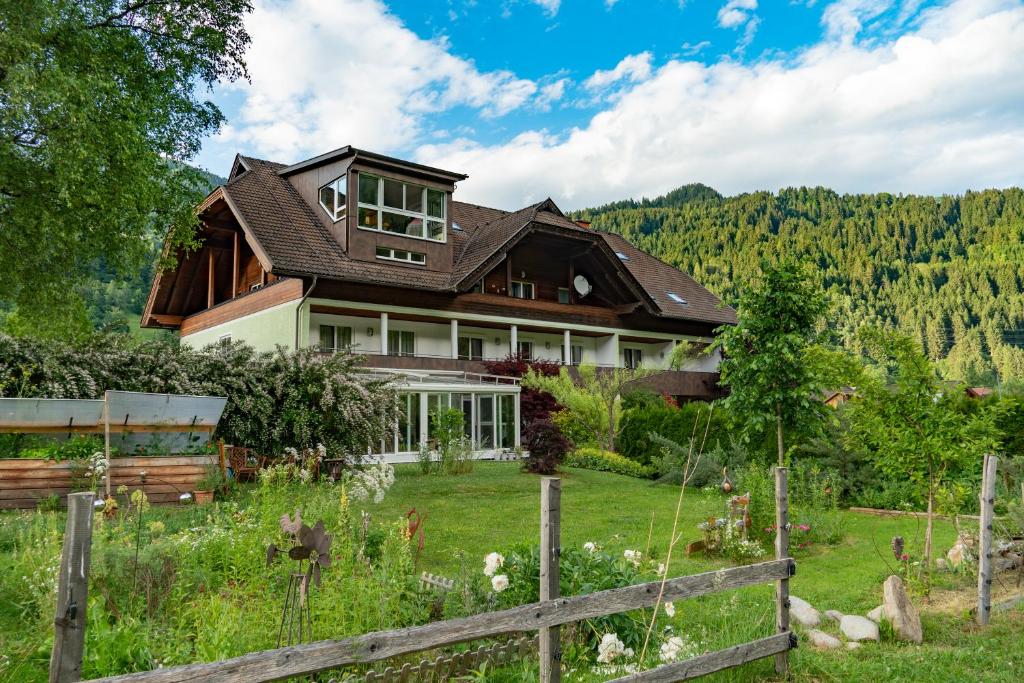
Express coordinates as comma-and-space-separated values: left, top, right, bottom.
565, 447, 657, 479
344, 461, 396, 504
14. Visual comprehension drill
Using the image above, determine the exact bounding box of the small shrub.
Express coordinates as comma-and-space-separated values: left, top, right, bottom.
522, 418, 571, 474
36, 494, 61, 512
565, 448, 656, 479
619, 401, 726, 465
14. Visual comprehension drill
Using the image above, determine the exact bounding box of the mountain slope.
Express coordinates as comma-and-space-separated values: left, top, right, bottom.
573, 185, 1024, 384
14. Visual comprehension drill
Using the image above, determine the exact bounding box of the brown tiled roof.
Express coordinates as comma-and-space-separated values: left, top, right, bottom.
599, 232, 737, 325
216, 155, 733, 324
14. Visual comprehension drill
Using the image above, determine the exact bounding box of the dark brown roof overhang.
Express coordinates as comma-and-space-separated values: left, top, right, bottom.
276, 146, 468, 183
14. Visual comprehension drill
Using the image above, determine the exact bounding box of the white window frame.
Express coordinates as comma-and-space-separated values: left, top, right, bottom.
517, 340, 534, 360
458, 336, 484, 361
623, 347, 643, 369
562, 344, 584, 365
357, 172, 447, 243
388, 329, 416, 357
318, 324, 352, 352
318, 175, 347, 222
511, 281, 535, 300
375, 246, 426, 265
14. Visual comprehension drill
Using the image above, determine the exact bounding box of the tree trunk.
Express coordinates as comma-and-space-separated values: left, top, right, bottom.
924, 487, 934, 575
607, 399, 616, 453
775, 402, 784, 467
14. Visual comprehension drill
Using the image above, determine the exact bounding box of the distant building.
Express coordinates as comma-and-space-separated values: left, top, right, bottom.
964, 386, 994, 399
821, 387, 856, 408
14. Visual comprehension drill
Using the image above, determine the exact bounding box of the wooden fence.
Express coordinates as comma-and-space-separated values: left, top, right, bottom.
57, 472, 795, 683
0, 455, 214, 509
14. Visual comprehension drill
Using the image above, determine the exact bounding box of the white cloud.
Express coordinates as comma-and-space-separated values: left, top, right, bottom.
537, 78, 571, 110
680, 40, 712, 56
530, 0, 561, 16
582, 52, 654, 91
217, 0, 542, 162
417, 0, 1024, 210
821, 0, 893, 41
717, 0, 758, 28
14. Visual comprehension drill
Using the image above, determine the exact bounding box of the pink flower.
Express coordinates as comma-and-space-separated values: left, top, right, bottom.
901, 553, 909, 562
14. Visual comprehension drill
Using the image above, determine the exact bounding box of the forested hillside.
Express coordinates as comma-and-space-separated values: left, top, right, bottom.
574, 186, 1024, 385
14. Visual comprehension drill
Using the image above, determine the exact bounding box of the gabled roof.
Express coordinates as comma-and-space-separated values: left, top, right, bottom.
193, 154, 735, 325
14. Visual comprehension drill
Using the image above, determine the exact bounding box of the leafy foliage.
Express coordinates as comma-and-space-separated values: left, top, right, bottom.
618, 400, 727, 465
482, 354, 561, 425
0, 0, 251, 325
712, 260, 831, 464
0, 333, 400, 458
521, 418, 571, 475
565, 448, 657, 479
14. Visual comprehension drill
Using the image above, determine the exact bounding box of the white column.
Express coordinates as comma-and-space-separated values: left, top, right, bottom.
510, 324, 518, 357
563, 329, 571, 365
450, 319, 459, 359
380, 312, 389, 355
418, 391, 429, 448
513, 391, 521, 448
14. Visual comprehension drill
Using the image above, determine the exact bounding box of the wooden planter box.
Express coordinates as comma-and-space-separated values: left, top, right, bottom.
0, 455, 216, 509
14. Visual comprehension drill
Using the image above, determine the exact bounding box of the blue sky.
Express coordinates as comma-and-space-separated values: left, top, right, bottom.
197, 0, 1024, 209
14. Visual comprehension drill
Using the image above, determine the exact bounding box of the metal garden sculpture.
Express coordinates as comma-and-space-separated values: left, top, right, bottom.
267, 510, 333, 646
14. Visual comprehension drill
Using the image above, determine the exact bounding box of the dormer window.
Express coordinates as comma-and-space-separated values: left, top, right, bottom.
357, 172, 446, 242
318, 175, 347, 222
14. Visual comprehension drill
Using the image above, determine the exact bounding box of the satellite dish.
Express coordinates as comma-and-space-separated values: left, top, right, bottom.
573, 275, 592, 297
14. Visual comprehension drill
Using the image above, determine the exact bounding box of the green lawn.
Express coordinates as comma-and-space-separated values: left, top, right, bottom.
1, 462, 1021, 682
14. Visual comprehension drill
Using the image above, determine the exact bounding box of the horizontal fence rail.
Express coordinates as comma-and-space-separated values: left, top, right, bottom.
86, 559, 793, 683
607, 633, 794, 683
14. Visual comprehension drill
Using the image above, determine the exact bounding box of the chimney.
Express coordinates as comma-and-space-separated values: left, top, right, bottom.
574, 219, 591, 229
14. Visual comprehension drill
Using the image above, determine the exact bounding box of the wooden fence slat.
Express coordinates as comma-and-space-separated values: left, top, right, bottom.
977, 454, 998, 626
539, 477, 560, 683
85, 560, 792, 683
605, 633, 793, 683
774, 467, 790, 676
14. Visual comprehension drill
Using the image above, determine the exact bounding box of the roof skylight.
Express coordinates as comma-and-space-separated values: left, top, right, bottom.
667, 292, 688, 305
615, 251, 629, 261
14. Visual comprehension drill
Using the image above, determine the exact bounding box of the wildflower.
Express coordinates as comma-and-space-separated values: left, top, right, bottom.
491, 574, 509, 592
901, 553, 909, 562
596, 633, 632, 664
483, 552, 505, 577
663, 601, 675, 617
657, 563, 667, 576
659, 636, 688, 662
623, 549, 641, 567
583, 542, 597, 553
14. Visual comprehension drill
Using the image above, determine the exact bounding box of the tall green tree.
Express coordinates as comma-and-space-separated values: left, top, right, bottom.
0, 0, 251, 322
846, 327, 998, 572
712, 260, 830, 466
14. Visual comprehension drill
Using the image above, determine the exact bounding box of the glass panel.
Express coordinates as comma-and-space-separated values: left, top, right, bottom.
359, 207, 379, 229
518, 341, 533, 360
427, 189, 445, 218
382, 211, 423, 237
458, 337, 469, 359
401, 331, 415, 355
572, 345, 583, 365
478, 395, 494, 449
319, 184, 336, 216
335, 175, 346, 215
393, 249, 409, 260
498, 394, 514, 449
410, 252, 426, 264
396, 394, 408, 453
406, 184, 424, 212
382, 178, 404, 209
338, 327, 352, 348
319, 325, 334, 351
427, 220, 444, 240
399, 393, 420, 451
558, 288, 570, 304
426, 393, 450, 444
358, 173, 378, 205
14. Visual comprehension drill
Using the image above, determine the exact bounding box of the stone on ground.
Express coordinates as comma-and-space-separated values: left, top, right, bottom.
882, 575, 923, 644
840, 614, 880, 642
790, 596, 821, 628
825, 609, 844, 622
805, 629, 842, 649
846, 641, 862, 650
866, 605, 883, 623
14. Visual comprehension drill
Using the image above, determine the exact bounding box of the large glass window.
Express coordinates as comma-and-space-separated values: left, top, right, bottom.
511, 281, 534, 299
623, 347, 643, 369
388, 330, 415, 357
458, 336, 484, 360
396, 393, 420, 452
517, 340, 534, 361
376, 246, 425, 265
477, 395, 494, 449
498, 394, 515, 449
357, 173, 446, 242
561, 344, 584, 365
318, 325, 352, 352
317, 175, 347, 222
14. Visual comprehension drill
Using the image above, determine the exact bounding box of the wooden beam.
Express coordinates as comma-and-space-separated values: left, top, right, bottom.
232, 232, 239, 297
87, 559, 793, 683
49, 492, 95, 683
606, 633, 793, 682
207, 249, 215, 309
149, 314, 183, 327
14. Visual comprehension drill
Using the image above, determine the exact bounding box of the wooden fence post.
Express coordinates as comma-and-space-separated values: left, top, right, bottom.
540, 477, 561, 683
977, 454, 998, 626
50, 492, 96, 683
774, 467, 790, 677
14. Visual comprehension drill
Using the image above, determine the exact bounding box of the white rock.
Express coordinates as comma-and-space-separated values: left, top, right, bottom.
846, 641, 862, 650
882, 575, 923, 644
840, 615, 879, 642
790, 596, 822, 628
825, 609, 844, 622
866, 605, 883, 623
805, 629, 842, 650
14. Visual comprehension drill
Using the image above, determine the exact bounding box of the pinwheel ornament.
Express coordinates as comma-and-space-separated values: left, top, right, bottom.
266, 513, 333, 646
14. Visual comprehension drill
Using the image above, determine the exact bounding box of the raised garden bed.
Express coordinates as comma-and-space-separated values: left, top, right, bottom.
0, 454, 215, 509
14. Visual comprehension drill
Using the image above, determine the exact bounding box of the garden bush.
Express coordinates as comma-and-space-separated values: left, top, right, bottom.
0, 333, 399, 459
618, 400, 726, 465
565, 447, 656, 479
522, 417, 571, 474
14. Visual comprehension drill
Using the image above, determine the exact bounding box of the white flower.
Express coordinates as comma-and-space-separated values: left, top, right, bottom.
623, 549, 641, 567
483, 552, 504, 577
658, 563, 666, 576
583, 542, 597, 553
491, 574, 509, 592
663, 601, 675, 617
596, 633, 630, 664
659, 636, 688, 663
